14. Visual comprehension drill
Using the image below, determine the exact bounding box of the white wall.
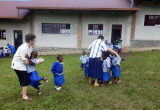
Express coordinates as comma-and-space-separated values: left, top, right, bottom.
34, 11, 78, 48
0, 18, 30, 48
81, 11, 132, 48
135, 2, 160, 40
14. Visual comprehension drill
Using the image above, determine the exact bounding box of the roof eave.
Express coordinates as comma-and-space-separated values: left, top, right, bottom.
16, 7, 140, 11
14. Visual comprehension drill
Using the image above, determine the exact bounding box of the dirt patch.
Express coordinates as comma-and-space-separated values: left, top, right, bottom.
120, 52, 134, 58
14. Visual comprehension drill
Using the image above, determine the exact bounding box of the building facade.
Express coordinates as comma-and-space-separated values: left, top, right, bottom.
0, 0, 160, 51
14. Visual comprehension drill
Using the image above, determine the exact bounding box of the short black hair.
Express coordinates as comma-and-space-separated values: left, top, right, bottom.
115, 49, 120, 53
6, 47, 7, 49
31, 51, 38, 55
97, 35, 104, 40
103, 51, 110, 57
25, 34, 36, 43
57, 55, 63, 60
82, 50, 86, 53
7, 44, 9, 46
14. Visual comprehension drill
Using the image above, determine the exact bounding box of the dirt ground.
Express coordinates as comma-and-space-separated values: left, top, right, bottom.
120, 52, 134, 58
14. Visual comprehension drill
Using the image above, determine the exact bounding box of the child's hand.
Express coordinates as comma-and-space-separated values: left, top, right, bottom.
106, 70, 108, 73
116, 67, 118, 70
25, 54, 30, 59
97, 59, 101, 62
122, 58, 125, 61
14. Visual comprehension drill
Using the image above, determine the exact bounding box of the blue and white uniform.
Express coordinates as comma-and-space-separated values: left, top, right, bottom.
0, 49, 2, 58
51, 61, 65, 86
88, 39, 108, 80
26, 58, 42, 88
109, 44, 113, 50
8, 45, 15, 55
84, 57, 89, 75
80, 55, 87, 68
5, 49, 9, 56
110, 55, 121, 77
103, 59, 111, 81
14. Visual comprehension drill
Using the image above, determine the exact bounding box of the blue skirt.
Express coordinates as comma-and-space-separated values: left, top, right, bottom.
112, 66, 121, 77
84, 66, 89, 75
103, 72, 111, 81
29, 71, 42, 88
0, 55, 2, 58
54, 74, 65, 86
80, 63, 85, 68
88, 58, 103, 80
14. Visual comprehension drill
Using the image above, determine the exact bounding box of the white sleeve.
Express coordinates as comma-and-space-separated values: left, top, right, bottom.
80, 56, 82, 61
101, 42, 108, 51
88, 43, 93, 50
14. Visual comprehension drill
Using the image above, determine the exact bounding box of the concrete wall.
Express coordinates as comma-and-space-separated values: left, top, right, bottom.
33, 11, 78, 48
135, 2, 160, 40
81, 11, 132, 48
0, 17, 30, 48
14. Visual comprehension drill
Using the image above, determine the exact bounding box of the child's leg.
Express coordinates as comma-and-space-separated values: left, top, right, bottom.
84, 74, 86, 79
89, 77, 92, 83
117, 77, 122, 84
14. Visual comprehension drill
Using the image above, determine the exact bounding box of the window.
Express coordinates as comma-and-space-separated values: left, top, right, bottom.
144, 15, 160, 26
88, 24, 103, 35
42, 23, 70, 34
0, 30, 6, 40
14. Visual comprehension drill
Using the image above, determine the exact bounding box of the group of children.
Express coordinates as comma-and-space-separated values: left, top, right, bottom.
0, 47, 9, 59
24, 50, 65, 93
80, 44, 124, 86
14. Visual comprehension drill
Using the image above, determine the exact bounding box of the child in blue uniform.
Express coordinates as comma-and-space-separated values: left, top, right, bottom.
51, 55, 65, 91
0, 47, 2, 59
5, 47, 9, 57
25, 51, 48, 95
80, 50, 87, 71
84, 52, 90, 78
98, 52, 112, 86
110, 49, 122, 84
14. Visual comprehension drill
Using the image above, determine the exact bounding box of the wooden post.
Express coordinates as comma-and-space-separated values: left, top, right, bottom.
130, 0, 138, 40
30, 12, 34, 34
77, 12, 82, 48
130, 12, 137, 40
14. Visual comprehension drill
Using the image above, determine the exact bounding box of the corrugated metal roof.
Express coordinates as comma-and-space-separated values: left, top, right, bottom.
0, 0, 140, 19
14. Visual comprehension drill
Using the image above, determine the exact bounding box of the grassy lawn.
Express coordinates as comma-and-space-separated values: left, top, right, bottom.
0, 51, 160, 110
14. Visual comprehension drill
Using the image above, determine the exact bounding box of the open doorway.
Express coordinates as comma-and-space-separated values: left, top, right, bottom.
14, 30, 23, 50
111, 25, 122, 45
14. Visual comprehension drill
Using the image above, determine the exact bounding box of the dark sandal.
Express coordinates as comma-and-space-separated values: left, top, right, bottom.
22, 97, 32, 101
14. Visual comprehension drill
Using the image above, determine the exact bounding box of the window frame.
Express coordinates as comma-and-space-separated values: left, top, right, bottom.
88, 24, 103, 35
0, 30, 6, 40
144, 15, 160, 26
42, 23, 71, 34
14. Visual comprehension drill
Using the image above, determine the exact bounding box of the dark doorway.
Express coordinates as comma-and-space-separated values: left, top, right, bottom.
14, 30, 23, 50
111, 25, 122, 44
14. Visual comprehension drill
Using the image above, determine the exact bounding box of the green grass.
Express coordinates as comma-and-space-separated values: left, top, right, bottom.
1, 51, 160, 110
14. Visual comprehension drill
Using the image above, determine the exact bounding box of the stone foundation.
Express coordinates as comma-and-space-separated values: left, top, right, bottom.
130, 40, 160, 48
33, 47, 89, 55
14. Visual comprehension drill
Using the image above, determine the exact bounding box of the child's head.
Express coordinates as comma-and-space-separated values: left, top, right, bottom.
114, 49, 120, 54
2, 47, 3, 49
30, 51, 38, 59
57, 55, 63, 62
102, 51, 110, 60
5, 47, 7, 49
82, 50, 86, 55
106, 40, 107, 42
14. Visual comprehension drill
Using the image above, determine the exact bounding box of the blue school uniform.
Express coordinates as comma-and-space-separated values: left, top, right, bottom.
5, 49, 9, 56
110, 55, 121, 77
51, 61, 65, 86
103, 59, 111, 81
84, 57, 89, 75
80, 55, 87, 68
8, 45, 15, 55
26, 58, 42, 88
